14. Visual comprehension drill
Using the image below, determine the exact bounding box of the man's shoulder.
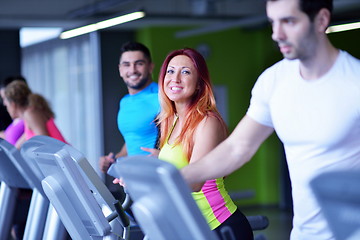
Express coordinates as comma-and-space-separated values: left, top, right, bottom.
119, 93, 130, 103
259, 58, 298, 79
136, 82, 158, 96
142, 83, 159, 103
269, 58, 297, 70
121, 83, 159, 105
341, 50, 360, 65
147, 82, 159, 93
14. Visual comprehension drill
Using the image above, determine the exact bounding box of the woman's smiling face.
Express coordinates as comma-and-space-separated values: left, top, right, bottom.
164, 55, 199, 105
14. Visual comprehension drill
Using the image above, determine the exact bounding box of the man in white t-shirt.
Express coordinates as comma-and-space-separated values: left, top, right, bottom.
182, 0, 360, 239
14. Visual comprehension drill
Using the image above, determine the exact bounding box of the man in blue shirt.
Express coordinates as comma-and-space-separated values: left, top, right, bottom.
99, 41, 160, 173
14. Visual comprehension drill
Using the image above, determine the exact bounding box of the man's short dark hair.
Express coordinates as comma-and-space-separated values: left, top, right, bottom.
266, 0, 333, 21
119, 41, 152, 62
300, 0, 333, 21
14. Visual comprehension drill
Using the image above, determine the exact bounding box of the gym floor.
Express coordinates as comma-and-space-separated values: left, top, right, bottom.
243, 206, 293, 240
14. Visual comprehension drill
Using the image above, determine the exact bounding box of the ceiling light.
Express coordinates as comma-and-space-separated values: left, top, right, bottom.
60, 11, 145, 39
20, 27, 62, 47
326, 21, 360, 34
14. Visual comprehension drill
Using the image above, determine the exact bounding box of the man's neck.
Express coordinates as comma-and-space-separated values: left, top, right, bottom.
299, 39, 339, 81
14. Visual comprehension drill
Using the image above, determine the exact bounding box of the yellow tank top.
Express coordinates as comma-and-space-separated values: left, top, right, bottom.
158, 116, 237, 230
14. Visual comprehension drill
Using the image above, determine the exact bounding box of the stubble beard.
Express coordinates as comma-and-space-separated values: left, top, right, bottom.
288, 24, 317, 61
126, 76, 150, 91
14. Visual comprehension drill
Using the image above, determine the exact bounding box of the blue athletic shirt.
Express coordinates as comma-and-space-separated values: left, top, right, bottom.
117, 82, 160, 156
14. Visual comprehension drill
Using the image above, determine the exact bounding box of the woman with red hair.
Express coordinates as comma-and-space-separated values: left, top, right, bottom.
155, 48, 253, 239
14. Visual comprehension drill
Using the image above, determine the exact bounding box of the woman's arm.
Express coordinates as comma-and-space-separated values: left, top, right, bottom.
188, 115, 228, 191
15, 133, 26, 149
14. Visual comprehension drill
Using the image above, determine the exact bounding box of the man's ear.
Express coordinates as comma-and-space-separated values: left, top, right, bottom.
315, 8, 331, 33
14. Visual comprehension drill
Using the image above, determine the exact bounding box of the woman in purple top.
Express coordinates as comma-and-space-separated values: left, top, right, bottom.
0, 76, 28, 240
3, 77, 68, 239
3, 80, 67, 146
0, 118, 25, 145
0, 76, 27, 146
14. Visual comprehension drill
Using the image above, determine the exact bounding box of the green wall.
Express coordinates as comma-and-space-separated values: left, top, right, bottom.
328, 28, 360, 59
134, 25, 360, 207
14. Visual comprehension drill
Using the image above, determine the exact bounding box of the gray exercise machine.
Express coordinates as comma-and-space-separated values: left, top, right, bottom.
0, 138, 31, 240
311, 170, 360, 240
21, 135, 130, 240
108, 156, 270, 240
20, 136, 268, 240
0, 138, 67, 240
108, 155, 221, 240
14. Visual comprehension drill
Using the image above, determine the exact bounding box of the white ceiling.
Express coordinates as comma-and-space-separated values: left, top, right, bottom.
1, 0, 360, 31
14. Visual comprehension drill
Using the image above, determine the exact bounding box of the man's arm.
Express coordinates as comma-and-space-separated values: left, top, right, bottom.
115, 143, 128, 158
181, 115, 274, 187
99, 144, 128, 173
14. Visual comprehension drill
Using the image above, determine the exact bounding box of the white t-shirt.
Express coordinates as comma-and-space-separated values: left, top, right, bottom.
247, 50, 360, 240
